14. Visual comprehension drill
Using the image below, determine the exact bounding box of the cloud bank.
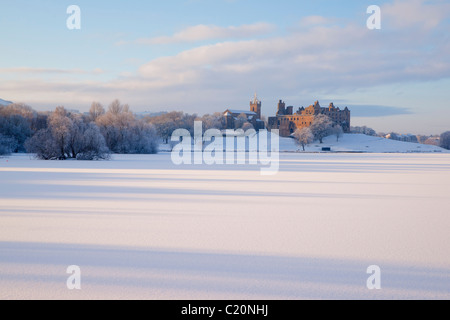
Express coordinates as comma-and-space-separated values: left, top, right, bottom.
2, 0, 450, 122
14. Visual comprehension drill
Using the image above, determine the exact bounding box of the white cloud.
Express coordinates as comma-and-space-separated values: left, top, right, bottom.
383, 0, 450, 30
134, 18, 450, 95
0, 67, 105, 75
2, 1, 450, 122
134, 22, 276, 45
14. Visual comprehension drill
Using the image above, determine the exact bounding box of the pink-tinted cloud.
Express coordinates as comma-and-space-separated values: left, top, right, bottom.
134, 23, 276, 45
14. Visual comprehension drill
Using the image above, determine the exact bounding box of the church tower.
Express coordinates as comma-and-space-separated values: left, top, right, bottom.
250, 93, 262, 120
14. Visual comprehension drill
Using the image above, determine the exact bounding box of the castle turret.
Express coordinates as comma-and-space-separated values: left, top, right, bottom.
250, 93, 262, 120
286, 106, 293, 115
276, 100, 286, 116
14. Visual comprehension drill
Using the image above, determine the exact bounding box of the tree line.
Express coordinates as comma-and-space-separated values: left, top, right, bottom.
0, 101, 236, 159
1, 102, 449, 157
0, 100, 160, 159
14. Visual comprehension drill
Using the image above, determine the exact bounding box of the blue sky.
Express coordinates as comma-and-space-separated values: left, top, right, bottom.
1, 0, 449, 134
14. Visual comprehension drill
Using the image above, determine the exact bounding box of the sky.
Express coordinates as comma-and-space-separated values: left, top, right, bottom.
0, 0, 449, 135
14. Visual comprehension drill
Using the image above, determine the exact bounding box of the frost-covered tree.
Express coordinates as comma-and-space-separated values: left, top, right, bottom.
74, 123, 110, 160
200, 113, 224, 131
333, 125, 344, 142
440, 131, 450, 150
293, 127, 314, 151
147, 111, 196, 144
25, 106, 109, 160
48, 107, 73, 159
241, 122, 254, 131
0, 134, 18, 156
351, 126, 377, 136
235, 113, 249, 129
310, 114, 333, 143
96, 101, 134, 153
127, 122, 159, 154
96, 100, 159, 154
66, 115, 109, 159
180, 113, 197, 136
24, 129, 59, 160
150, 116, 179, 144
0, 104, 34, 152
66, 115, 84, 158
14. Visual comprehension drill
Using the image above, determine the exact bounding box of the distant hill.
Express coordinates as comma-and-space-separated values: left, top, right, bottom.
0, 98, 13, 106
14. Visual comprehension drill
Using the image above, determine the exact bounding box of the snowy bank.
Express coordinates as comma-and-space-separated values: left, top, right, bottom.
160, 133, 448, 154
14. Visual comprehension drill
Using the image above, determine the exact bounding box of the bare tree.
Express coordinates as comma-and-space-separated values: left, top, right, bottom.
108, 99, 123, 115
89, 102, 105, 122
310, 114, 333, 144
293, 127, 314, 151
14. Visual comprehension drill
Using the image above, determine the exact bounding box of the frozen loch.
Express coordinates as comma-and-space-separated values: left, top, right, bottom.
0, 152, 449, 299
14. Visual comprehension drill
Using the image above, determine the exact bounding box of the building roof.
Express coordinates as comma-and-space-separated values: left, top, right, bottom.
225, 109, 257, 116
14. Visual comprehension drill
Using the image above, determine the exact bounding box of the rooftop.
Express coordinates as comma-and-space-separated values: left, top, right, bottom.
225, 109, 257, 115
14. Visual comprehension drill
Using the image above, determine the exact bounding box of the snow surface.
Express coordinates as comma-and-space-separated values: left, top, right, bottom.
281, 134, 447, 153
0, 153, 449, 300
160, 133, 447, 154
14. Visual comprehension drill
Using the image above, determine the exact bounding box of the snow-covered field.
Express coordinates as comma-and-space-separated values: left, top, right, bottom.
280, 134, 448, 153
0, 152, 449, 300
160, 133, 448, 154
